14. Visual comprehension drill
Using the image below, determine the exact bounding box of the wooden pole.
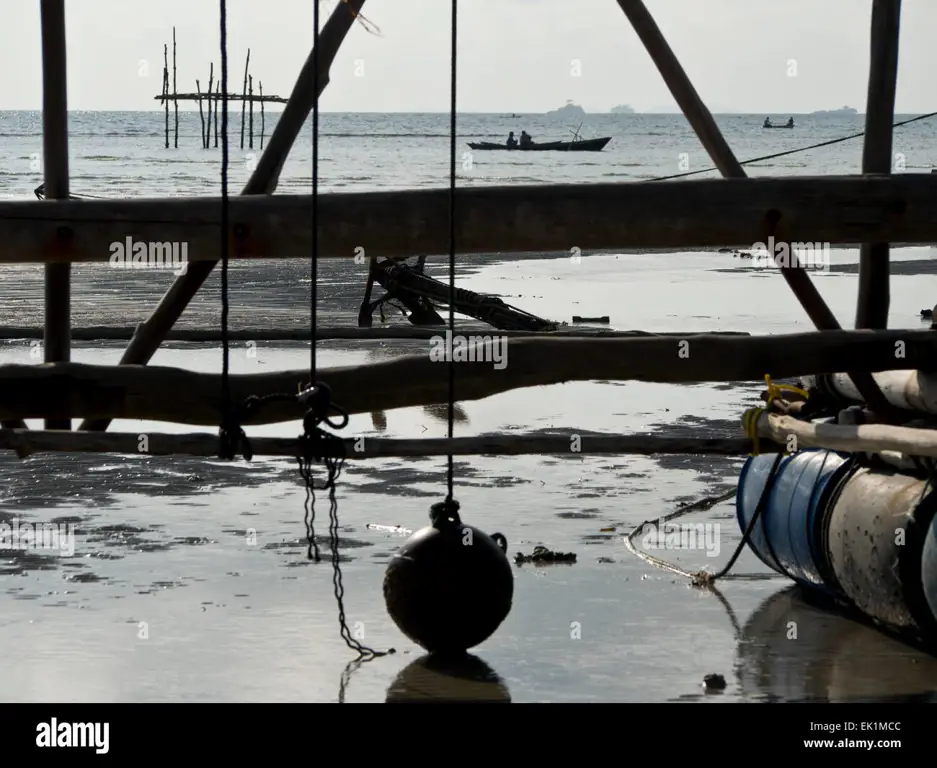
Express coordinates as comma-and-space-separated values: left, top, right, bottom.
0, 326, 750, 342
4, 174, 937, 265
173, 27, 179, 148
614, 0, 890, 416
76, 0, 367, 433
757, 411, 937, 460
856, 0, 902, 330
259, 81, 265, 149
206, 62, 214, 149
38, 0, 71, 432
0, 429, 763, 460
214, 85, 220, 148
6, 330, 937, 426
240, 49, 250, 149
248, 75, 254, 149
152, 93, 287, 104
161, 68, 169, 148
163, 44, 170, 148
195, 79, 206, 149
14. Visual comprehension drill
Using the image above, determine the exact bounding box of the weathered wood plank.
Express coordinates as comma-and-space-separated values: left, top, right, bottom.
4, 174, 935, 265
1, 329, 935, 425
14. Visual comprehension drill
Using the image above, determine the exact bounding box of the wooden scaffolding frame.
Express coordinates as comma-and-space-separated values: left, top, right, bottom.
2, 0, 921, 461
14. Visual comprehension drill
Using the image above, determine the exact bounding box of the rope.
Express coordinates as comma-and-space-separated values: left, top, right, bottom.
650, 110, 937, 182
297, 3, 389, 680
742, 374, 810, 455
445, 0, 457, 503
623, 452, 785, 586
628, 375, 803, 582
215, 0, 250, 462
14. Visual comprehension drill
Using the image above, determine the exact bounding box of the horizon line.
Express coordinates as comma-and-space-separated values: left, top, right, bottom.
0, 108, 890, 115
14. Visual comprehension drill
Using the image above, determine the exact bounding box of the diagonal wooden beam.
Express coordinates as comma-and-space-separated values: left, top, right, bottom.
856, 0, 902, 329
613, 0, 890, 414
79, 0, 367, 432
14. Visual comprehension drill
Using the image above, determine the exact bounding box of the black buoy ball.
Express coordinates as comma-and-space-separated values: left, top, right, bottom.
383, 500, 513, 653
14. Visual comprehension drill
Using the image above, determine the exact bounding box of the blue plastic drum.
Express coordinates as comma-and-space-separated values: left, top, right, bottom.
736, 450, 852, 596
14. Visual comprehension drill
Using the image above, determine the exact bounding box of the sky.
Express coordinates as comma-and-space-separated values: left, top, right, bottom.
0, 0, 933, 113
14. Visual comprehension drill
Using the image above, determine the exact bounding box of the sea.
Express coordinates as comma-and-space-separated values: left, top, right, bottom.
2, 110, 937, 703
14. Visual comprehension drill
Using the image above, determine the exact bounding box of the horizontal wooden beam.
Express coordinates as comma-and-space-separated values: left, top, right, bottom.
1, 174, 935, 264
0, 329, 935, 425
0, 326, 750, 342
155, 92, 288, 104
0, 428, 761, 459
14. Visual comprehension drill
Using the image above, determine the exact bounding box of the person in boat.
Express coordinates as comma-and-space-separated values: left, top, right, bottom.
786, 117, 794, 127
519, 130, 533, 148
763, 117, 771, 128
506, 131, 518, 148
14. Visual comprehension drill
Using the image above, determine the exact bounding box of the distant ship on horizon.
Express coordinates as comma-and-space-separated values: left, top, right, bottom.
609, 104, 635, 114
546, 100, 586, 118
810, 106, 859, 116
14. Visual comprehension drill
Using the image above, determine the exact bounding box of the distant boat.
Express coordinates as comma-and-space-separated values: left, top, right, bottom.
763, 118, 795, 129
610, 104, 635, 114
546, 100, 586, 119
810, 106, 858, 116
467, 136, 611, 152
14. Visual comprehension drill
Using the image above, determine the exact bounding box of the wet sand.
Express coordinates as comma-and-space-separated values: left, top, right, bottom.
3, 249, 937, 702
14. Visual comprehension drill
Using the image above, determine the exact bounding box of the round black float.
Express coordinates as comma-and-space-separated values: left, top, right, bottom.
383, 500, 513, 653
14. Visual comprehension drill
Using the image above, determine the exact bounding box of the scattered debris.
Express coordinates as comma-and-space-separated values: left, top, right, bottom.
514, 545, 577, 565
702, 673, 726, 691
366, 524, 413, 535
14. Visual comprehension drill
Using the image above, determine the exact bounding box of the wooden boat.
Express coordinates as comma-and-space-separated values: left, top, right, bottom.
467, 136, 611, 152
763, 124, 794, 129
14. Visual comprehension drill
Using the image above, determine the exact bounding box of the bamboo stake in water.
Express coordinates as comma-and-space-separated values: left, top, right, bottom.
172, 27, 179, 148
248, 75, 254, 149
214, 85, 220, 148
206, 62, 214, 149
259, 81, 265, 149
162, 43, 170, 148
240, 49, 250, 149
195, 79, 206, 149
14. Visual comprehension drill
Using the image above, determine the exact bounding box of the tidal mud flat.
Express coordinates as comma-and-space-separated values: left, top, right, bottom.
3, 251, 937, 701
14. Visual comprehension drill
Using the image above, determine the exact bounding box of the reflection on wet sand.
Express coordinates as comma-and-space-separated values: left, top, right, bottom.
386, 653, 511, 702
737, 587, 937, 703
364, 344, 469, 430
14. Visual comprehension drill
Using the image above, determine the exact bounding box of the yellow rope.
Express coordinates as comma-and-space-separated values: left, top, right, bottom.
764, 374, 810, 404
743, 375, 810, 455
